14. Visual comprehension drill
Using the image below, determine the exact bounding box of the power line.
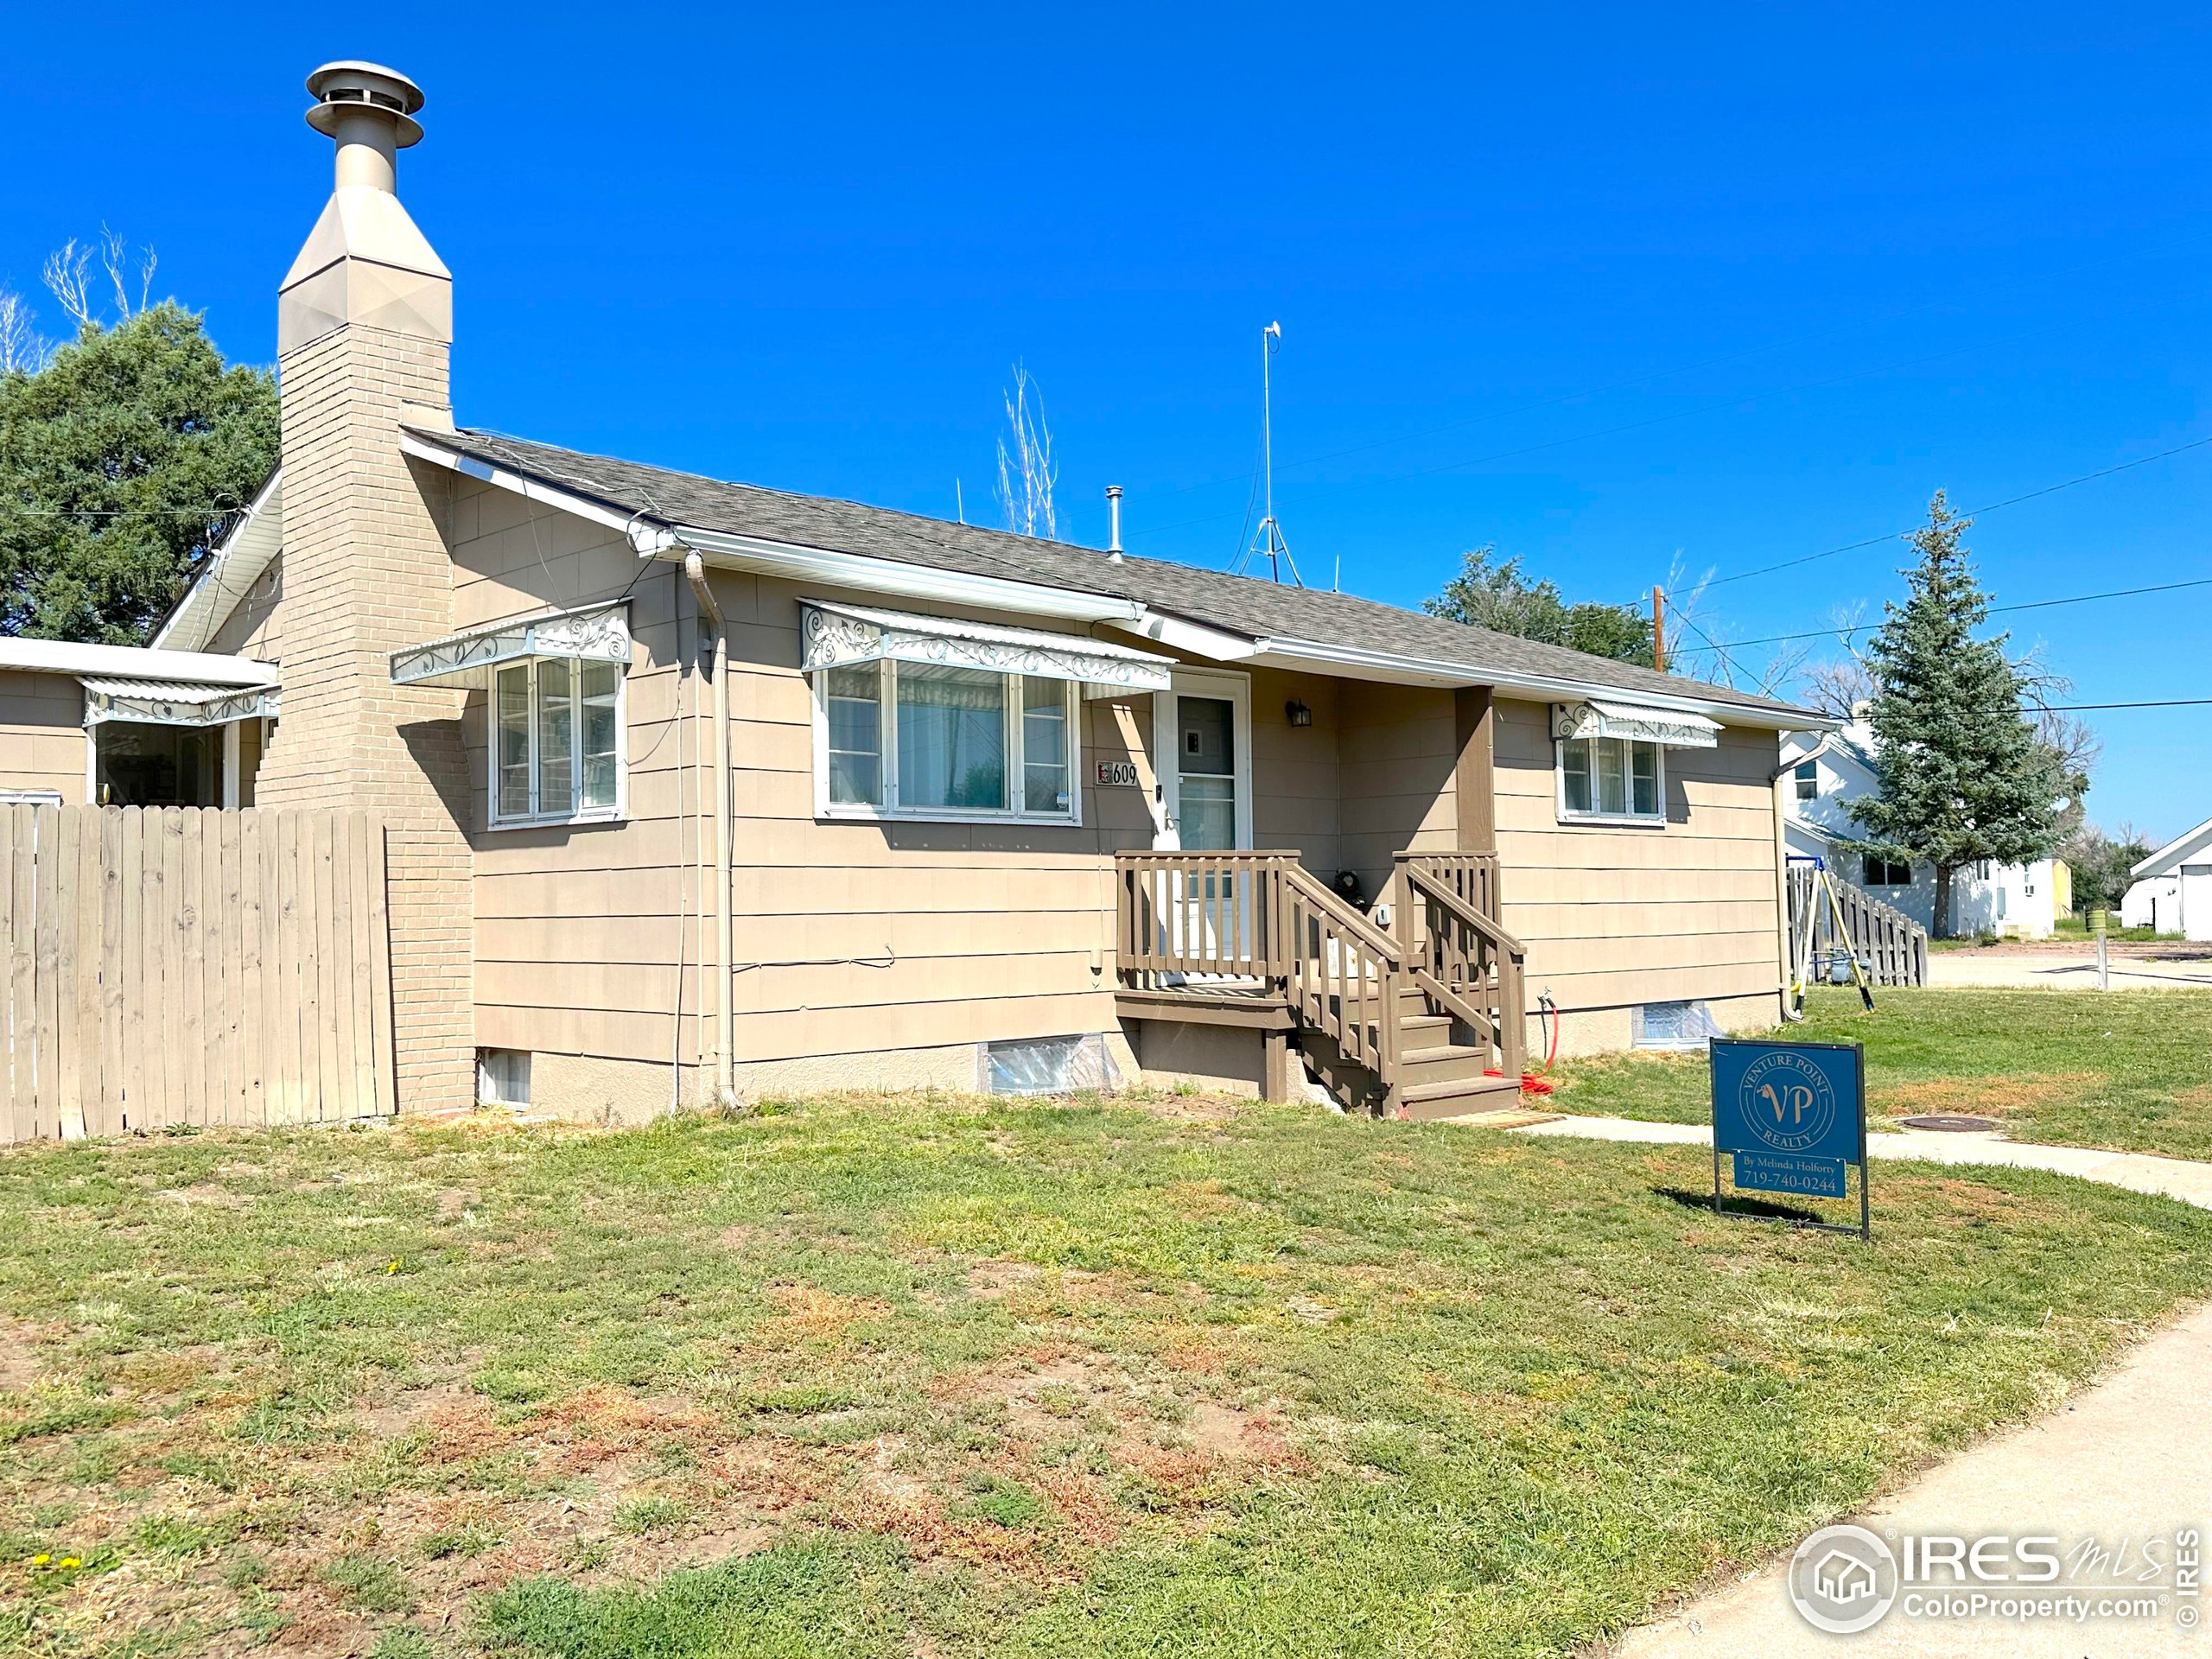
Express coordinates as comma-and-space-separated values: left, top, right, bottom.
1661, 432, 2212, 601
2037, 697, 2212, 711
1673, 575, 2212, 653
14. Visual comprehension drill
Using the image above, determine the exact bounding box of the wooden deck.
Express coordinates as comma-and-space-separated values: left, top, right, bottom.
1113, 850, 1528, 1118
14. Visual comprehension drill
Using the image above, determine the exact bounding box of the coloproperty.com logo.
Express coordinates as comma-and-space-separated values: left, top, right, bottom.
1787, 1522, 2204, 1635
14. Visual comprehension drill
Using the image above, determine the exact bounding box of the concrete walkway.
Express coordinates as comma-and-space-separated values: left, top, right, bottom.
1516, 1114, 2212, 1210
1505, 1115, 2212, 1655
1609, 1299, 2212, 1658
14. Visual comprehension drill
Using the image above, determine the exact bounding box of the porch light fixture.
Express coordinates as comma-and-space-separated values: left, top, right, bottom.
1285, 699, 1313, 728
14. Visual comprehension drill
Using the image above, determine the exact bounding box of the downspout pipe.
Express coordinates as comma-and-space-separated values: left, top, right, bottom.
683, 550, 736, 1106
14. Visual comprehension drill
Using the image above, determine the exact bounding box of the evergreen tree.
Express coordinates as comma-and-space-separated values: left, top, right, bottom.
1853, 493, 2067, 935
1425, 546, 1656, 666
0, 303, 277, 643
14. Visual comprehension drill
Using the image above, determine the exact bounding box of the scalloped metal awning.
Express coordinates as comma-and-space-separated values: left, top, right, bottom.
81, 677, 280, 728
799, 600, 1173, 696
1551, 698, 1721, 749
389, 600, 632, 690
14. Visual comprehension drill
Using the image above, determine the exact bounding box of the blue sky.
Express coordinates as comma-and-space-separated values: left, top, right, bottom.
9, 3, 2209, 838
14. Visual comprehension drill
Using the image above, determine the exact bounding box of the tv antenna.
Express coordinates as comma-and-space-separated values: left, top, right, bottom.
1233, 321, 1302, 586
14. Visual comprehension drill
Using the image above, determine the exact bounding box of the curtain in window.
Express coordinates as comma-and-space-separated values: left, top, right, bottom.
896, 664, 1006, 809
537, 659, 575, 817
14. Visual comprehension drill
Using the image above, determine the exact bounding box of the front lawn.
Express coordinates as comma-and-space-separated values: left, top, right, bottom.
2, 1095, 2209, 1657
1547, 987, 2212, 1160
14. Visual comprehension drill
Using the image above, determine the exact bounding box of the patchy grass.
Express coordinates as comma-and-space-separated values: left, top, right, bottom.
0, 1094, 2208, 1657
1548, 987, 2212, 1159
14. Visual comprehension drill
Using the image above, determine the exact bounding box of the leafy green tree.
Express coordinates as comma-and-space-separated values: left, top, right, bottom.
2061, 823, 2152, 918
1423, 546, 1656, 665
1853, 493, 2068, 936
0, 302, 277, 643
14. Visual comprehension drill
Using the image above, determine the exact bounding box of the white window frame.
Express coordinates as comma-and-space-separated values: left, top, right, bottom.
1152, 667, 1254, 852
1555, 733, 1667, 827
809, 659, 1084, 827
486, 656, 628, 830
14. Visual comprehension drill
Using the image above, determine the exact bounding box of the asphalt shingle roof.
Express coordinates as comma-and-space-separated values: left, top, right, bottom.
410, 425, 1813, 721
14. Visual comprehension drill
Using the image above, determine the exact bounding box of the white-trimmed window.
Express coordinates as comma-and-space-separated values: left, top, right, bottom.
1559, 734, 1662, 823
1862, 854, 1911, 887
813, 660, 1080, 823
491, 658, 624, 827
1793, 759, 1819, 801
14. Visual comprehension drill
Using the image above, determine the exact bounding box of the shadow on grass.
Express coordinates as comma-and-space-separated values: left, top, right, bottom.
1652, 1185, 1827, 1225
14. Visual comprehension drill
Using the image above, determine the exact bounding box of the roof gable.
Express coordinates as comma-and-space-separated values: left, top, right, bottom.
2134, 815, 2212, 878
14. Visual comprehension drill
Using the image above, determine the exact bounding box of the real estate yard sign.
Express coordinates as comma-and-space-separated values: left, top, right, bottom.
1710, 1039, 1870, 1238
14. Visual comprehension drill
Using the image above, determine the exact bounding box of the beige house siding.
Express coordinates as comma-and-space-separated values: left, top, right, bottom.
1492, 695, 1783, 1051
0, 671, 87, 802
442, 482, 701, 1107
1338, 682, 1458, 896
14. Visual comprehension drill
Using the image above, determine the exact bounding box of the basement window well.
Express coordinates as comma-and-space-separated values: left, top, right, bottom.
980, 1033, 1117, 1096
1633, 1001, 1720, 1051
477, 1048, 531, 1109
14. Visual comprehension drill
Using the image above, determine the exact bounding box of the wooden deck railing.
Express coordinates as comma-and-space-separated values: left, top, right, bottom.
1114, 849, 1531, 1099
1394, 854, 1526, 1077
1115, 849, 1405, 1080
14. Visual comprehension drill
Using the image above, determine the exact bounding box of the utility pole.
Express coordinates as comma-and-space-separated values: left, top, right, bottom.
1651, 586, 1667, 673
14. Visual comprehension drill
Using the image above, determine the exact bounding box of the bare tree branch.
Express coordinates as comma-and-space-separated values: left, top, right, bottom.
98, 226, 156, 318
994, 363, 1058, 539
41, 240, 96, 329
0, 287, 48, 374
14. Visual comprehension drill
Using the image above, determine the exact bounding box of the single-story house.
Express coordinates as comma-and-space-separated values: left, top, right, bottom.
36, 61, 1833, 1122
1780, 723, 2066, 938
2121, 816, 2212, 940
0, 635, 278, 809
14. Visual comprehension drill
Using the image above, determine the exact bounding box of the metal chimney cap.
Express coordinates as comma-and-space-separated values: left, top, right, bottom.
305, 61, 425, 147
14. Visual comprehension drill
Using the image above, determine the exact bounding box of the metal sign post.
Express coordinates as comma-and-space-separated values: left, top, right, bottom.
1710, 1038, 1871, 1240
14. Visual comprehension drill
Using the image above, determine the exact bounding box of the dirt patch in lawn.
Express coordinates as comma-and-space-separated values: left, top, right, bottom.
1876, 1072, 2104, 1119
0, 1318, 44, 1391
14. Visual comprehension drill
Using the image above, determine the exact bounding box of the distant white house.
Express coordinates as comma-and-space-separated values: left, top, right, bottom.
1780, 722, 2066, 939
2121, 816, 2212, 940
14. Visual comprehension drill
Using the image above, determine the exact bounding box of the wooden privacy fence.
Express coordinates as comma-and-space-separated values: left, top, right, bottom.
1787, 859, 1928, 988
0, 805, 396, 1142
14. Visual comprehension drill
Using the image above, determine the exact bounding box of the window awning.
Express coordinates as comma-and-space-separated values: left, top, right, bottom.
389, 600, 632, 689
82, 677, 280, 728
1551, 698, 1722, 749
800, 600, 1174, 696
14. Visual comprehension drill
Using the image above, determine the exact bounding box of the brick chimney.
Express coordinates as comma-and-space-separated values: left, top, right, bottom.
263, 61, 474, 1112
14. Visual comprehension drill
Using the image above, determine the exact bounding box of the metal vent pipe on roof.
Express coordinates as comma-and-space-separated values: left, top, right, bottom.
304, 60, 424, 194
1105, 485, 1123, 561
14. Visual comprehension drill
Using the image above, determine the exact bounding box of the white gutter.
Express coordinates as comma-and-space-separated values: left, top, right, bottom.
1236, 631, 1834, 732
399, 432, 647, 537
682, 551, 736, 1109
652, 525, 1144, 625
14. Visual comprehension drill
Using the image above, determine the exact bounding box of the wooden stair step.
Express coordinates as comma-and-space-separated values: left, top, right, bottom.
1399, 1044, 1503, 1086
1395, 1072, 1523, 1122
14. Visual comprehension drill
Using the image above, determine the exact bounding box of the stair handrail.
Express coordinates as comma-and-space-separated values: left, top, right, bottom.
1398, 859, 1529, 1077
1275, 860, 1404, 1094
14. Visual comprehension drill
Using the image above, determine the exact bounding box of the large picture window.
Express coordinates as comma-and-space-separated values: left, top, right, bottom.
814, 661, 1079, 823
1559, 734, 1662, 823
492, 658, 624, 827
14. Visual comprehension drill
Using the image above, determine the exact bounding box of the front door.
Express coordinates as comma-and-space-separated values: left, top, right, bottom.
1154, 671, 1251, 852
1152, 673, 1255, 975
